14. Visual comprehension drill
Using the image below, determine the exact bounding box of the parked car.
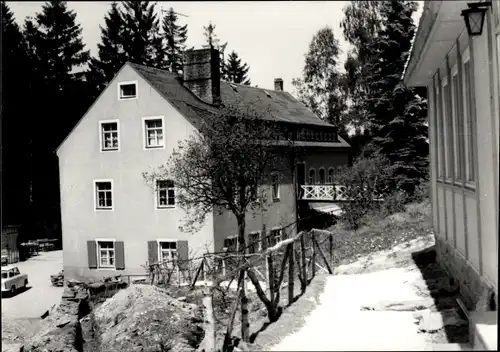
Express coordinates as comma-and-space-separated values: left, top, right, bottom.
1, 266, 28, 295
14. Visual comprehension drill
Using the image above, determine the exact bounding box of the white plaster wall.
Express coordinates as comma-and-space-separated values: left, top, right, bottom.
438, 186, 447, 240
465, 193, 480, 270
445, 189, 454, 247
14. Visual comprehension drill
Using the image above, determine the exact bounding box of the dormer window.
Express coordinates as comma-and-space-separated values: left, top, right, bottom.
118, 81, 137, 100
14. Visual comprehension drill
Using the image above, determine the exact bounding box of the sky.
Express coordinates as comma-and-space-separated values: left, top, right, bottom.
8, 1, 423, 94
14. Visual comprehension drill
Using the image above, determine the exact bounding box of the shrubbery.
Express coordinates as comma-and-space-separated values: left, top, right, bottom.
334, 153, 429, 229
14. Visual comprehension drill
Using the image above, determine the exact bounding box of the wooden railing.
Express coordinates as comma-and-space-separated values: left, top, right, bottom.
300, 184, 384, 202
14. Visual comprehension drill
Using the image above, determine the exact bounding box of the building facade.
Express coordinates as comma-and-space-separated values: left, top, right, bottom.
57, 48, 350, 281
404, 1, 498, 348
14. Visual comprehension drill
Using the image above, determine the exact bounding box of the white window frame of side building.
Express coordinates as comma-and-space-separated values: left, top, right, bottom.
117, 80, 138, 101
461, 48, 476, 189
95, 238, 116, 270
441, 76, 452, 181
249, 231, 261, 252
98, 119, 120, 152
308, 168, 316, 185
450, 64, 461, 185
93, 179, 114, 211
154, 179, 176, 209
142, 116, 166, 150
435, 81, 443, 180
327, 167, 335, 184
318, 167, 326, 184
223, 235, 239, 252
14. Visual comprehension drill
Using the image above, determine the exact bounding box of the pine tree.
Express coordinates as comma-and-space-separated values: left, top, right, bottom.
366, 0, 429, 194
162, 7, 188, 75
223, 51, 251, 85
202, 21, 227, 77
89, 1, 165, 96
87, 1, 129, 95
122, 1, 164, 67
1, 2, 33, 226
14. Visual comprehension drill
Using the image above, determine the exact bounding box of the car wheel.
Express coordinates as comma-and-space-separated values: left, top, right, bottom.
10, 285, 16, 296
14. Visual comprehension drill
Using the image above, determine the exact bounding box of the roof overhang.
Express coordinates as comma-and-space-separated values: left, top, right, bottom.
404, 1, 469, 87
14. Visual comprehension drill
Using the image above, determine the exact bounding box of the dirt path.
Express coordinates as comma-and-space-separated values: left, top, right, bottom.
265, 235, 469, 351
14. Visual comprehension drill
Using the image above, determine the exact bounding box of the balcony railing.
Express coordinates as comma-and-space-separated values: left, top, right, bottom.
300, 184, 384, 202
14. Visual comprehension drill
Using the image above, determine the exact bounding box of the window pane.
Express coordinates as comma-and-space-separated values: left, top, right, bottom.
452, 75, 460, 180
120, 84, 136, 97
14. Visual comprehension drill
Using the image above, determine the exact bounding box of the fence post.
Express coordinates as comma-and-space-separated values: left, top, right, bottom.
288, 241, 295, 306
300, 233, 307, 291
202, 287, 216, 352
329, 233, 334, 269
312, 231, 317, 278
267, 253, 275, 306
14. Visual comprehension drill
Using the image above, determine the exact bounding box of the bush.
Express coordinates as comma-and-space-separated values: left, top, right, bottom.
334, 153, 395, 230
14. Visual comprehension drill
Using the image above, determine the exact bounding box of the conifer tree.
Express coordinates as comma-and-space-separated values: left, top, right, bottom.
88, 1, 129, 95
162, 7, 188, 75
203, 21, 227, 77
223, 51, 251, 85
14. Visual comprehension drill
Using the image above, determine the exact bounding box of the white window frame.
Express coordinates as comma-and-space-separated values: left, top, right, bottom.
271, 173, 280, 200
327, 167, 335, 184
95, 238, 116, 269
441, 76, 452, 180
93, 179, 114, 211
248, 231, 261, 253
436, 81, 443, 180
223, 235, 239, 252
308, 168, 316, 185
318, 167, 326, 184
118, 80, 138, 100
451, 66, 460, 182
461, 48, 476, 187
157, 239, 178, 264
155, 179, 176, 209
268, 228, 282, 247
99, 119, 120, 152
142, 116, 165, 150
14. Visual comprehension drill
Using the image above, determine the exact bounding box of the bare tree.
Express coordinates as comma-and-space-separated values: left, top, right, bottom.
143, 100, 293, 342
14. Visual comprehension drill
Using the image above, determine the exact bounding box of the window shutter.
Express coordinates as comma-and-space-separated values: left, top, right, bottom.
115, 241, 125, 270
177, 240, 189, 271
148, 241, 158, 265
87, 241, 97, 269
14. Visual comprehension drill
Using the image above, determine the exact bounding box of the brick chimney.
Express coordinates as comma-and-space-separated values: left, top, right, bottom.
183, 48, 221, 106
274, 78, 283, 91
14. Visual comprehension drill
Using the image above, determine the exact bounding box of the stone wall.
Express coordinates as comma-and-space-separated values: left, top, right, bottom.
435, 236, 498, 311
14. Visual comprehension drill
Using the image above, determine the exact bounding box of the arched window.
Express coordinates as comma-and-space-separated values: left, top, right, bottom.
318, 168, 326, 184
308, 168, 316, 184
328, 167, 335, 184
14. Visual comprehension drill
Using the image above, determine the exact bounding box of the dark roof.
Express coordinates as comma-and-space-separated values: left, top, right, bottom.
129, 62, 332, 127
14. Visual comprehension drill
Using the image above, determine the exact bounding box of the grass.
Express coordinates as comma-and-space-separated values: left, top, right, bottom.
324, 199, 433, 267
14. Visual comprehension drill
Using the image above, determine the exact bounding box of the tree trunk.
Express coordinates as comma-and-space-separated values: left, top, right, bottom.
237, 214, 250, 342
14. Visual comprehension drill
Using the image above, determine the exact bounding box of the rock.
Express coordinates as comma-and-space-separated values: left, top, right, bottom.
178, 296, 187, 302
56, 318, 72, 328
1, 343, 24, 352
418, 309, 468, 333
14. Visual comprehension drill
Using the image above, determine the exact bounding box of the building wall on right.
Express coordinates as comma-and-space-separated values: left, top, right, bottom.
428, 6, 499, 309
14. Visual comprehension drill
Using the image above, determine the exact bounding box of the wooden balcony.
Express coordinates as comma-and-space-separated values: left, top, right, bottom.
300, 184, 384, 202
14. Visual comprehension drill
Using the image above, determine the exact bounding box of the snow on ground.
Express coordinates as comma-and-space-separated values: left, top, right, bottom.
190, 279, 268, 292
270, 266, 430, 351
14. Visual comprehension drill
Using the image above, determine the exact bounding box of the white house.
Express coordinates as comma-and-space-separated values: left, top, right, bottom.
404, 1, 498, 350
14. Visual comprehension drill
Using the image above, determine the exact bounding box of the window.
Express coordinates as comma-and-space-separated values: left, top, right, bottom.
158, 241, 178, 265
1, 271, 7, 279
327, 167, 334, 184
308, 168, 316, 184
271, 173, 280, 200
97, 241, 115, 268
224, 236, 238, 252
442, 79, 452, 179
436, 82, 444, 178
318, 168, 326, 184
249, 232, 260, 253
100, 120, 119, 151
143, 117, 164, 148
451, 72, 460, 181
463, 59, 476, 183
157, 180, 175, 208
118, 82, 137, 100
95, 181, 113, 210
267, 228, 282, 247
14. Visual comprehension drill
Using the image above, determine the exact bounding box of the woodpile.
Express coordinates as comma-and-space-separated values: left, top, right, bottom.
50, 270, 64, 287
